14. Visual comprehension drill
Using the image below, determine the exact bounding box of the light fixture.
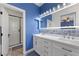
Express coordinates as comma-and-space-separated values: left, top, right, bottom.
57, 4, 61, 9
63, 3, 66, 6
53, 7, 56, 11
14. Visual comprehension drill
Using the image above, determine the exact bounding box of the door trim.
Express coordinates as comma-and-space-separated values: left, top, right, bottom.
0, 4, 26, 55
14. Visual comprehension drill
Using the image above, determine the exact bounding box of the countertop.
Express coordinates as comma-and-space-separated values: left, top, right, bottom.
33, 34, 79, 47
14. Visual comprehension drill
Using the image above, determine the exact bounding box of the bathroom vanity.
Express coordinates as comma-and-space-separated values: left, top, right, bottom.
33, 3, 79, 56
33, 34, 79, 56
33, 27, 79, 56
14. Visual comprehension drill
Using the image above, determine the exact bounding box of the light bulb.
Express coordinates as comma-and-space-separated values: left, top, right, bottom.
57, 5, 60, 9
63, 3, 66, 6
49, 9, 52, 13
46, 11, 49, 15
53, 7, 55, 11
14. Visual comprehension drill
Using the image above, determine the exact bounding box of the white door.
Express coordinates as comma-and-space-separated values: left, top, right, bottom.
9, 16, 20, 46
0, 12, 2, 55
1, 7, 9, 56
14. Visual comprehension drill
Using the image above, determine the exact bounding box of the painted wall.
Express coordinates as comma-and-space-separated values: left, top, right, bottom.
41, 19, 47, 28
10, 3, 40, 51
40, 3, 63, 14
41, 15, 52, 28
40, 3, 63, 28
9, 3, 74, 51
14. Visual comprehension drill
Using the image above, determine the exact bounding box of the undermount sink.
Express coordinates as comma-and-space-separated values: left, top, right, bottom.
68, 40, 79, 45
59, 37, 79, 44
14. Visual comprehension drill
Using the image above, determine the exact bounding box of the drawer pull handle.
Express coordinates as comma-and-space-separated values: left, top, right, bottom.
62, 48, 72, 52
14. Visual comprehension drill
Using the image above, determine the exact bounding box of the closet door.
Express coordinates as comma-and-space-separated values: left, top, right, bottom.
1, 7, 9, 56
0, 11, 2, 55
9, 16, 20, 46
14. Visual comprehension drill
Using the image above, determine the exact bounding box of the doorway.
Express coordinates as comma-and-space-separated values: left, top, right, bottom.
7, 15, 23, 56
9, 15, 21, 47
0, 4, 25, 56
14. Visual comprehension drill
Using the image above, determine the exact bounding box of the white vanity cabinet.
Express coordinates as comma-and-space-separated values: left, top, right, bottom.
33, 36, 52, 56
33, 36, 38, 52
42, 39, 52, 56
52, 42, 70, 56
33, 36, 42, 55
52, 44, 67, 56
33, 35, 79, 56
52, 41, 79, 56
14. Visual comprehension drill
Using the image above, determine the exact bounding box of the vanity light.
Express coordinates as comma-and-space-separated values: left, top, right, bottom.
63, 3, 66, 6
39, 3, 72, 19
44, 12, 47, 16
53, 7, 56, 11
46, 11, 49, 15
42, 12, 45, 17
49, 9, 52, 13
57, 4, 61, 9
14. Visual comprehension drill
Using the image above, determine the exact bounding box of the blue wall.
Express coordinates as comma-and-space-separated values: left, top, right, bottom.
40, 3, 63, 28
41, 15, 52, 28
10, 3, 40, 51
9, 3, 63, 51
40, 3, 63, 14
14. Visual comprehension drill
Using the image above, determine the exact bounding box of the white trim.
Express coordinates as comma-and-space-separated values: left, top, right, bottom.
40, 26, 79, 30
1, 4, 24, 12
23, 9, 26, 55
25, 48, 34, 55
0, 3, 26, 55
40, 3, 77, 18
9, 43, 23, 49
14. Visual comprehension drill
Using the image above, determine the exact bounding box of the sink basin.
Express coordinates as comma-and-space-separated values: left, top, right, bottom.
70, 40, 79, 44
59, 37, 79, 45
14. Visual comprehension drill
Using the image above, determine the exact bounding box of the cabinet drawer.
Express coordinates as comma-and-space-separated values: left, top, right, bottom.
54, 42, 79, 55
52, 46, 67, 56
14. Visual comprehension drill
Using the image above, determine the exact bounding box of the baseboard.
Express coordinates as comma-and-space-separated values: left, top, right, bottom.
9, 43, 23, 48
25, 48, 34, 55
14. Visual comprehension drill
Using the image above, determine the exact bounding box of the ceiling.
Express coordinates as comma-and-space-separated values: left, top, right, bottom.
34, 3, 44, 7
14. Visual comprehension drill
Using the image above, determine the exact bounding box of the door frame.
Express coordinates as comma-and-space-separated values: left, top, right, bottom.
1, 4, 26, 55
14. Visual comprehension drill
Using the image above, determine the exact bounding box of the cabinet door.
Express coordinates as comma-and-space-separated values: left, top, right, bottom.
33, 36, 37, 51
42, 39, 52, 56
37, 38, 44, 56
33, 36, 44, 55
